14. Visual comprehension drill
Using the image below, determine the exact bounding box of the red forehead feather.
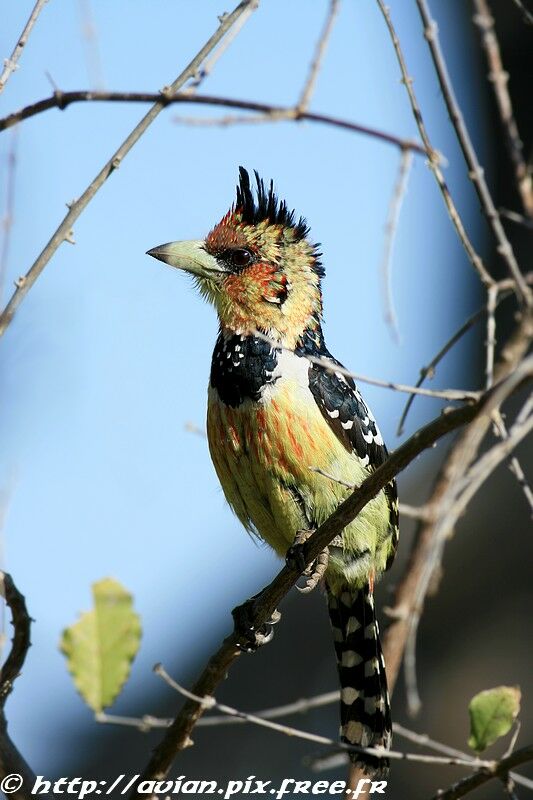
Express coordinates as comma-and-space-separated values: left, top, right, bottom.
205, 210, 249, 254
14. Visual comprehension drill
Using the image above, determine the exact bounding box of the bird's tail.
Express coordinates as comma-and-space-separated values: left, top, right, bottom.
327, 584, 391, 777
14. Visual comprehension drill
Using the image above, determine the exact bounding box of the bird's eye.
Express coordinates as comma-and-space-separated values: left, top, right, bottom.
224, 248, 253, 269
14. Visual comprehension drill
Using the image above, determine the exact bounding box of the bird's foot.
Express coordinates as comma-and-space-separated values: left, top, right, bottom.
286, 528, 315, 573
232, 597, 281, 653
286, 529, 328, 594
298, 546, 329, 594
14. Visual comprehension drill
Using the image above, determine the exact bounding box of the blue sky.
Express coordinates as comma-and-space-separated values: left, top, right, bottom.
0, 0, 488, 772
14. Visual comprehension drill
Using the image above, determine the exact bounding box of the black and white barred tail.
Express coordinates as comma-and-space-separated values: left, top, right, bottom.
327, 585, 392, 777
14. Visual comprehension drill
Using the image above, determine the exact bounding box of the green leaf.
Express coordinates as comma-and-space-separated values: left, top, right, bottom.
468, 686, 521, 752
60, 578, 141, 712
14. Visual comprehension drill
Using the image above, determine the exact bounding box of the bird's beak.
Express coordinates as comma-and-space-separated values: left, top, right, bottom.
146, 240, 224, 280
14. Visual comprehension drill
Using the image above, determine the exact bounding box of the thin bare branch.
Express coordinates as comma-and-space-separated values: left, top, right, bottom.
473, 0, 533, 218
379, 147, 413, 343
252, 329, 479, 402
309, 469, 433, 521
154, 663, 494, 769
492, 412, 533, 515
375, 0, 495, 289
174, 111, 284, 127
97, 691, 533, 791
0, 0, 49, 95
510, 0, 533, 26
398, 504, 432, 521
397, 311, 486, 436
396, 276, 533, 435
500, 207, 533, 229
309, 466, 355, 489
188, 1, 259, 89
454, 395, 533, 517
486, 284, 498, 389
315, 727, 533, 790
432, 745, 533, 800
200, 690, 340, 727
0, 1, 260, 339
297, 0, 341, 112
96, 711, 168, 732
0, 91, 428, 157
415, 0, 532, 306
503, 723, 522, 761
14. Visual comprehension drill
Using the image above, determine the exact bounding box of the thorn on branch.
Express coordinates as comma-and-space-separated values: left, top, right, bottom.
2, 59, 19, 73
53, 89, 67, 110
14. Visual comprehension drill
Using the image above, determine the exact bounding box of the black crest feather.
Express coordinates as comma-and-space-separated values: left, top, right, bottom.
236, 167, 310, 242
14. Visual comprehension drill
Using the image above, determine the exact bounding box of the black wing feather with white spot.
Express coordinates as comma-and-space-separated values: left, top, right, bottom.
306, 351, 399, 563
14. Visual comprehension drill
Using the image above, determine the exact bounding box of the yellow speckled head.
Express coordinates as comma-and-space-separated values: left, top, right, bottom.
147, 168, 324, 349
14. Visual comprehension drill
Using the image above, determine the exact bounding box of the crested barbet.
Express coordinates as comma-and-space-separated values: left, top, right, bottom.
148, 168, 399, 776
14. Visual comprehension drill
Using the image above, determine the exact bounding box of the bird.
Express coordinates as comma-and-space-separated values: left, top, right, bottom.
147, 168, 399, 776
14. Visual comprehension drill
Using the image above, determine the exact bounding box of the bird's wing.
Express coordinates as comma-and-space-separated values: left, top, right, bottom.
307, 354, 399, 568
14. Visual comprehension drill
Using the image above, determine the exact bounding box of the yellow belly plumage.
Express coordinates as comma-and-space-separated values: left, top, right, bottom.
207, 375, 391, 591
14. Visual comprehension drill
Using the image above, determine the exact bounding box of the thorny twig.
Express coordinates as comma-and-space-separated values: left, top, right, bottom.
188, 1, 259, 89
472, 0, 533, 218
0, 0, 49, 95
375, 0, 494, 289
0, 92, 427, 156
415, 0, 531, 306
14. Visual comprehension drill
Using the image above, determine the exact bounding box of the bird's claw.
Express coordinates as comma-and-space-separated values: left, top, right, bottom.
286, 528, 314, 573
297, 546, 329, 594
232, 598, 281, 653
286, 529, 328, 594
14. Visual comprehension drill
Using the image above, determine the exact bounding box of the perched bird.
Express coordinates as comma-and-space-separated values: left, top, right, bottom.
147, 168, 399, 775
